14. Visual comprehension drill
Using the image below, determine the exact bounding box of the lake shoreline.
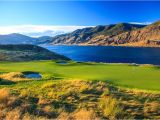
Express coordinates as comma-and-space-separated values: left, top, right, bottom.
42, 44, 160, 49
41, 45, 160, 65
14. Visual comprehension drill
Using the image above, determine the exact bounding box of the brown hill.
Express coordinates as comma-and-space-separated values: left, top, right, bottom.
50, 23, 145, 45
50, 21, 160, 47
100, 20, 160, 46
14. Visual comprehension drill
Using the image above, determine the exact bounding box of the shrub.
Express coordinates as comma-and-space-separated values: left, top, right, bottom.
57, 112, 70, 120
20, 90, 29, 98
38, 97, 50, 105
0, 88, 10, 104
101, 88, 110, 97
99, 96, 122, 119
42, 74, 55, 80
41, 82, 55, 89
72, 109, 99, 120
0, 72, 28, 81
22, 113, 32, 120
6, 108, 21, 120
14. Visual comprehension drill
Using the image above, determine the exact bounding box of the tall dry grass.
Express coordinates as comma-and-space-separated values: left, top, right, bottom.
6, 108, 21, 120
0, 72, 28, 81
99, 96, 122, 119
0, 88, 10, 105
57, 109, 100, 120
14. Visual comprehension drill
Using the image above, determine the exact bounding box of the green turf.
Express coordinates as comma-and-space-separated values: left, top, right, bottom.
0, 60, 160, 91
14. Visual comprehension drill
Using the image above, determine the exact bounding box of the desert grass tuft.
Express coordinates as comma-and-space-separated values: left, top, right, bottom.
6, 108, 21, 120
99, 96, 123, 119
0, 88, 10, 105
0, 72, 28, 82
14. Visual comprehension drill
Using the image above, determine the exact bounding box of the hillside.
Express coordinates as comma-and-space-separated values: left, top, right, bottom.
37, 36, 53, 44
49, 21, 160, 47
105, 21, 160, 46
0, 33, 37, 44
0, 33, 51, 45
50, 23, 145, 45
0, 44, 70, 61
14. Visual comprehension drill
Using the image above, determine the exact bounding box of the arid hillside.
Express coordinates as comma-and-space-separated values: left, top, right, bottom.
50, 23, 145, 45
50, 21, 160, 47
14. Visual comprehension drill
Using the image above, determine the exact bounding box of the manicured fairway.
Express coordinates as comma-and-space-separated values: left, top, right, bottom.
0, 60, 160, 91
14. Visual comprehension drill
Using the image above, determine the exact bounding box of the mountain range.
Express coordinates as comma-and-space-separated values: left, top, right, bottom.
0, 33, 52, 45
0, 21, 160, 47
50, 23, 146, 45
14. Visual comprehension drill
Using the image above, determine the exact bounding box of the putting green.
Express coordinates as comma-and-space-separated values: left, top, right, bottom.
0, 61, 160, 91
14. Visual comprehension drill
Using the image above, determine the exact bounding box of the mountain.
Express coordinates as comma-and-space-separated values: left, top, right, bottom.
0, 44, 70, 61
50, 23, 146, 45
0, 33, 38, 44
1, 21, 160, 47
0, 33, 52, 45
37, 36, 53, 44
104, 21, 160, 46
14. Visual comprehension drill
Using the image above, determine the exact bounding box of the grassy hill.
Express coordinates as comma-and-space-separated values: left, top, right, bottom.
0, 44, 70, 61
0, 60, 159, 119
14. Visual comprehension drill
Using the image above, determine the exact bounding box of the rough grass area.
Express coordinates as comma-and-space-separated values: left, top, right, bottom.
0, 60, 160, 119
0, 80, 159, 119
0, 72, 29, 82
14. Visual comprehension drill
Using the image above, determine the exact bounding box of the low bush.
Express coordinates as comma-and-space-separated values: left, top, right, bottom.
99, 96, 122, 119
6, 108, 21, 120
0, 88, 10, 104
0, 72, 28, 81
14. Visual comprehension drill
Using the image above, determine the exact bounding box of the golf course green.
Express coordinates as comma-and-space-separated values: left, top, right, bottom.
0, 60, 160, 91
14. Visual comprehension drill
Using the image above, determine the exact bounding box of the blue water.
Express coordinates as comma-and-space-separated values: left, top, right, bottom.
42, 45, 160, 65
24, 73, 42, 79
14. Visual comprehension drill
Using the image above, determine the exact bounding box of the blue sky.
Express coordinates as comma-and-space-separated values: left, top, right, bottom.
0, 1, 160, 36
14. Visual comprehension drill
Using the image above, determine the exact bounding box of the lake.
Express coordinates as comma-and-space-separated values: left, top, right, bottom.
42, 45, 160, 65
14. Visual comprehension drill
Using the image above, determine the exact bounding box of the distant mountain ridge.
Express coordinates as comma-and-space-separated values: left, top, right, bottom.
1, 21, 160, 47
0, 33, 37, 44
0, 33, 52, 45
50, 23, 146, 45
107, 21, 160, 46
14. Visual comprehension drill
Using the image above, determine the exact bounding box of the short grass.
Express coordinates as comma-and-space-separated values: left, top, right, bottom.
0, 60, 160, 91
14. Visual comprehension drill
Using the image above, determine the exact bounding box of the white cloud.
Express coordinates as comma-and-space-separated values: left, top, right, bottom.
0, 25, 91, 37
129, 22, 152, 25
